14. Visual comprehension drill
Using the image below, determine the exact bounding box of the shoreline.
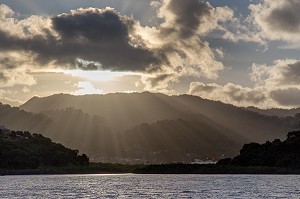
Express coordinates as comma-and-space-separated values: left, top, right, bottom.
1, 163, 300, 176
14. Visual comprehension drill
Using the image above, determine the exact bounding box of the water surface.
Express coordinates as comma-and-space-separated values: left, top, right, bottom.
1, 174, 299, 198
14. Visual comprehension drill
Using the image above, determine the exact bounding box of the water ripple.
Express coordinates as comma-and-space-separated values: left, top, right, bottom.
0, 174, 299, 198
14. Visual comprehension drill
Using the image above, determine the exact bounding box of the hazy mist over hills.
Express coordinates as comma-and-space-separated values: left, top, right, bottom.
1, 92, 300, 163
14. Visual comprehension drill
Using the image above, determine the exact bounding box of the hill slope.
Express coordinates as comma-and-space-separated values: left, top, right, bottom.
21, 92, 291, 141
0, 128, 89, 169
1, 93, 299, 162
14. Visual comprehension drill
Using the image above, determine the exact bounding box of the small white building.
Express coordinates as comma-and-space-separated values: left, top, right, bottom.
191, 159, 217, 165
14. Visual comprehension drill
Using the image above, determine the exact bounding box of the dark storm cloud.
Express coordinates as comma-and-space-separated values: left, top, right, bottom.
270, 88, 300, 107
50, 8, 162, 71
52, 8, 133, 42
0, 8, 162, 71
0, 29, 27, 52
162, 0, 212, 39
0, 28, 59, 65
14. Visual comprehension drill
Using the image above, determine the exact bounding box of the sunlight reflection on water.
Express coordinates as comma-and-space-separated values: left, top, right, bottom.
1, 174, 300, 198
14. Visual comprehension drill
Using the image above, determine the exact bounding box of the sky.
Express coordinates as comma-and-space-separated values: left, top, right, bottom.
0, 0, 300, 108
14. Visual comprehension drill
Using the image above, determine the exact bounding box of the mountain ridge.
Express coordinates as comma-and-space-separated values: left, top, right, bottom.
1, 92, 299, 163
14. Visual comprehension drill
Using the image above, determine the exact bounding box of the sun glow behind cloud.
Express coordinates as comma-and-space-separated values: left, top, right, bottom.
74, 81, 103, 95
47, 70, 142, 95
50, 69, 146, 95
53, 69, 138, 82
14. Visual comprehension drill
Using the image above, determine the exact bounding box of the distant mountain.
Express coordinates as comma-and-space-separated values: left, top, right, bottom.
21, 92, 292, 141
246, 106, 300, 118
0, 103, 51, 133
21, 93, 184, 131
1, 93, 300, 163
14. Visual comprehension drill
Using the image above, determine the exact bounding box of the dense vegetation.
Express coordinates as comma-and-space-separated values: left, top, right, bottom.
0, 128, 89, 170
218, 131, 300, 169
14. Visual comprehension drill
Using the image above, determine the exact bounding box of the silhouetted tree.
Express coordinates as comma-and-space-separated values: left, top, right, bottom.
287, 131, 300, 139
77, 154, 89, 166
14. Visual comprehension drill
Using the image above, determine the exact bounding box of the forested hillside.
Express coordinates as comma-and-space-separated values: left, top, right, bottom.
218, 131, 300, 168
0, 128, 89, 169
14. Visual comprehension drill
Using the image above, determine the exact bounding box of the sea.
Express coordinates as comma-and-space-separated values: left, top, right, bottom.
1, 174, 299, 198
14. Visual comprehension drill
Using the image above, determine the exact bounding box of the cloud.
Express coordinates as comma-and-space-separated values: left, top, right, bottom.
74, 81, 103, 95
0, 67, 36, 88
0, 70, 36, 88
189, 82, 267, 107
50, 7, 161, 71
159, 0, 215, 38
270, 88, 300, 107
251, 59, 300, 87
0, 6, 161, 72
189, 59, 300, 108
0, 1, 237, 92
0, 97, 22, 107
0, 4, 53, 39
0, 5, 167, 89
0, 2, 254, 93
142, 73, 175, 91
249, 0, 300, 42
248, 59, 300, 108
203, 0, 300, 47
278, 42, 300, 50
137, 0, 238, 91
0, 89, 22, 107
155, 0, 231, 77
0, 51, 36, 87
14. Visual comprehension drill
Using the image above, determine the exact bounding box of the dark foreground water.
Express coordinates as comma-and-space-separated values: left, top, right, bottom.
1, 174, 299, 198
